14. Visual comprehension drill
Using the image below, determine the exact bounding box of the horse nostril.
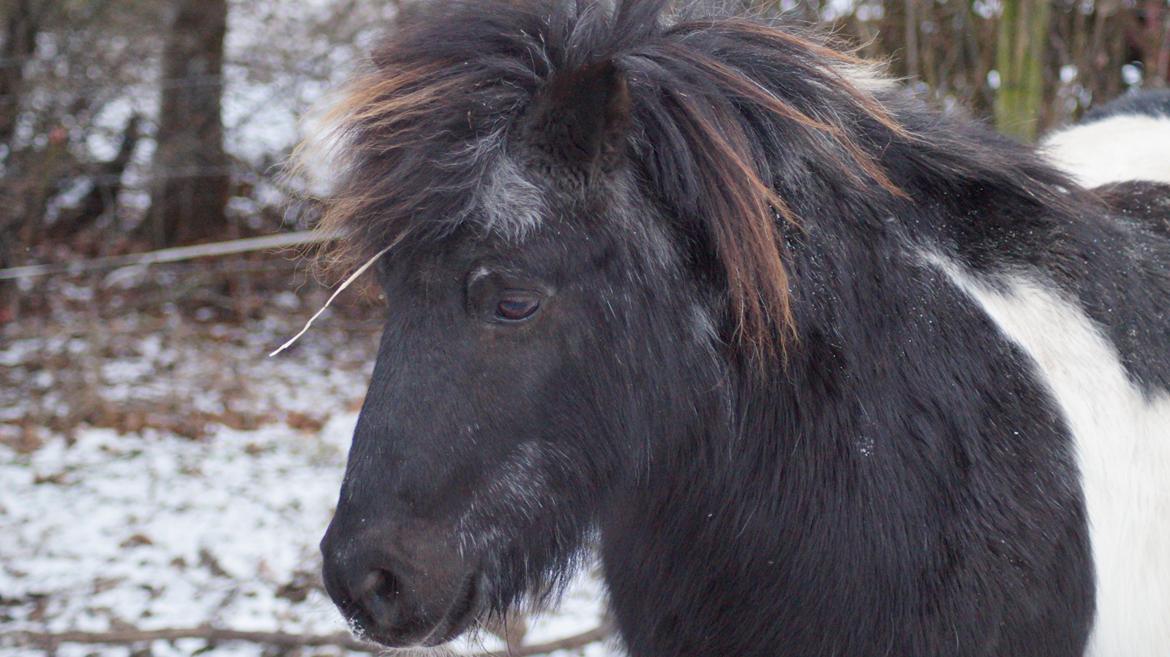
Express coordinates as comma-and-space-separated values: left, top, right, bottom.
358, 568, 402, 625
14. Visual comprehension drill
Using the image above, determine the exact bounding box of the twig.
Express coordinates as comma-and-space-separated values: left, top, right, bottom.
269, 232, 407, 357
3, 624, 612, 657
477, 624, 611, 657
5, 627, 377, 653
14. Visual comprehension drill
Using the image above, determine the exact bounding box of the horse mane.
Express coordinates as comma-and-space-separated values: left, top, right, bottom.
307, 0, 991, 356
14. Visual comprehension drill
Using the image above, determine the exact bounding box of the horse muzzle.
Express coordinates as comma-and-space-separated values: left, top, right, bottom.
319, 522, 483, 647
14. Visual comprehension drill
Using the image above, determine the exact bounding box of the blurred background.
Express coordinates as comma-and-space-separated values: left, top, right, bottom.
1, 1, 1168, 656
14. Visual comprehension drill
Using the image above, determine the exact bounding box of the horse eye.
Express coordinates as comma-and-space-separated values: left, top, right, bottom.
495, 294, 540, 322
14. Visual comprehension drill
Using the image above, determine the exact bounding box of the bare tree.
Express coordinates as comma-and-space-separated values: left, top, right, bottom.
48, 115, 142, 240
0, 0, 56, 270
0, 0, 51, 149
145, 0, 230, 247
995, 0, 1052, 141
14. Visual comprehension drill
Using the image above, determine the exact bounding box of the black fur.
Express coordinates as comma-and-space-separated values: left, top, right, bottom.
1083, 88, 1170, 122
1096, 180, 1170, 238
316, 2, 1170, 656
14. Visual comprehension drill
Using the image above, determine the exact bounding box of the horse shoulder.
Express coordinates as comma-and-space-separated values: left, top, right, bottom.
922, 249, 1170, 657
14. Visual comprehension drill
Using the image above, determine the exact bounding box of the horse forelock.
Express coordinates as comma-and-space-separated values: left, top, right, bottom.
308, 0, 910, 358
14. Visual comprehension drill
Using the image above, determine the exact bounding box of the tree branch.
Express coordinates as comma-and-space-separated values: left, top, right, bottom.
477, 624, 611, 657
3, 624, 612, 657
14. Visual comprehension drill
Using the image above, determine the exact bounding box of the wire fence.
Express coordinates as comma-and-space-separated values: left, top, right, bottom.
0, 231, 328, 281
4, 0, 1168, 293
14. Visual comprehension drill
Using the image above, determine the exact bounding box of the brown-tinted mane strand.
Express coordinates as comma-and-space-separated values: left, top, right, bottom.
655, 43, 904, 199
674, 100, 797, 355
670, 18, 911, 137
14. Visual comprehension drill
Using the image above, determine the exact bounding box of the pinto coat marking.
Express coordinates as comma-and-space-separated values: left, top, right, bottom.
312, 2, 1170, 656
926, 255, 1170, 656
1043, 90, 1170, 187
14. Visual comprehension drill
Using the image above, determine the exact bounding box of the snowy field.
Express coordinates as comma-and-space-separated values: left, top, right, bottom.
0, 306, 613, 657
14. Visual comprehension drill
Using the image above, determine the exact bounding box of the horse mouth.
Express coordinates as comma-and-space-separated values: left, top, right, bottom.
419, 573, 483, 646
357, 572, 483, 648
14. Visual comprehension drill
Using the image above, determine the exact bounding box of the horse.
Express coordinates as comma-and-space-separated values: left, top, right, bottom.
311, 2, 1170, 655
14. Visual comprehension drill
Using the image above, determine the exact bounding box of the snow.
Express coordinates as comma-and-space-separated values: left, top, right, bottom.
3, 0, 613, 648
0, 313, 613, 657
0, 422, 351, 652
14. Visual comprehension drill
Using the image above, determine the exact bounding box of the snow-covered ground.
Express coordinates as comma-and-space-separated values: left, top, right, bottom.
0, 309, 612, 657
6, 0, 618, 651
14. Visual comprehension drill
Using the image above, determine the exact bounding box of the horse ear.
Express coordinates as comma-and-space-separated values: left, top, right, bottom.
526, 60, 630, 173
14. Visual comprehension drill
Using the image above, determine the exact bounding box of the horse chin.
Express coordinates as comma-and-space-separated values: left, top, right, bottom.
418, 573, 485, 646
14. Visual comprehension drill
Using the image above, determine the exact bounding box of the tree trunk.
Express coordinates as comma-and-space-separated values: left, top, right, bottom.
1138, 0, 1169, 88
879, 0, 910, 79
903, 0, 920, 80
145, 0, 229, 247
994, 0, 1052, 141
0, 0, 44, 150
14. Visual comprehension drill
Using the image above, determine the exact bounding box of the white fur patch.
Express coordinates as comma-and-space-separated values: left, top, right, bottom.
831, 61, 898, 95
456, 441, 551, 557
292, 92, 351, 198
1042, 115, 1170, 188
478, 157, 547, 239
690, 304, 718, 343
926, 254, 1170, 657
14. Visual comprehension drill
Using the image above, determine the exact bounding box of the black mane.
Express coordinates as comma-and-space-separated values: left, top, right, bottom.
315, 0, 1084, 355
1083, 88, 1170, 122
